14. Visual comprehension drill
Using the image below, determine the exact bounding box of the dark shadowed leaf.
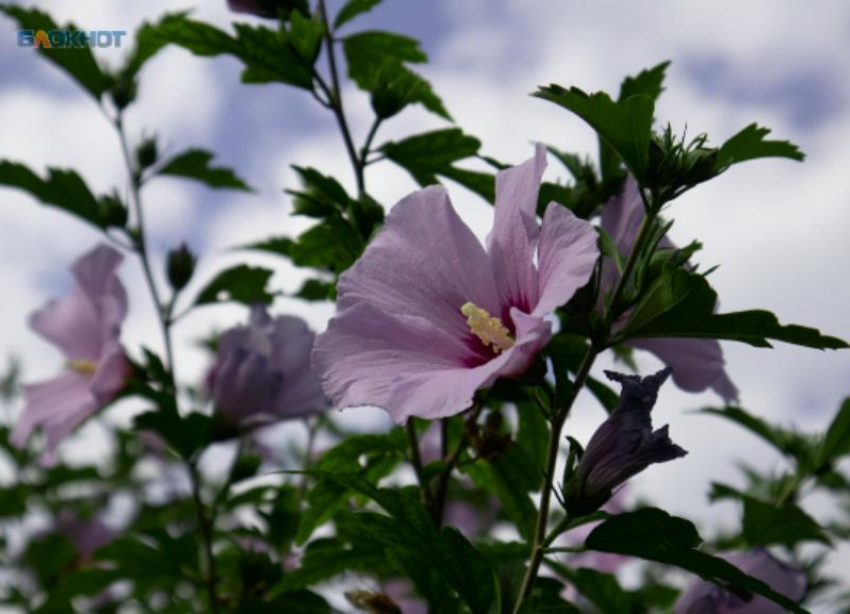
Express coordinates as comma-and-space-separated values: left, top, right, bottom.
535, 85, 654, 180
585, 508, 811, 614
619, 61, 671, 103
304, 472, 496, 614
0, 161, 106, 229
150, 15, 313, 88
194, 265, 275, 306
0, 5, 106, 100
816, 398, 850, 468
623, 266, 848, 350
158, 148, 252, 190
334, 0, 384, 28
710, 483, 830, 547
343, 30, 426, 88
716, 123, 804, 169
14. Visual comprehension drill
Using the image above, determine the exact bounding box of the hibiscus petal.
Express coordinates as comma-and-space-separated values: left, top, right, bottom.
11, 372, 97, 452
313, 302, 473, 417
30, 244, 126, 361
269, 316, 328, 418
534, 201, 600, 317
488, 144, 546, 311
385, 313, 551, 422
628, 337, 739, 404
337, 185, 500, 338
89, 340, 130, 405
600, 175, 645, 254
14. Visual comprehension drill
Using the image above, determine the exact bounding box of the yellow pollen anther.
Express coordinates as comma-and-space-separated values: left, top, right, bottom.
67, 359, 98, 376
461, 302, 515, 353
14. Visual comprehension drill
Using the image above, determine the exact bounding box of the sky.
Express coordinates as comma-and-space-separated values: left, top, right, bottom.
1, 0, 849, 610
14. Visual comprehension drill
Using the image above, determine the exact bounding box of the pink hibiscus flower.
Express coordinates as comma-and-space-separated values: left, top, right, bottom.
11, 244, 130, 456
314, 144, 600, 422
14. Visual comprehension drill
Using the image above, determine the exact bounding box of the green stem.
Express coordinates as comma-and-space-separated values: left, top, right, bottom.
187, 461, 221, 614
512, 349, 597, 613
114, 115, 176, 382
406, 418, 436, 513
317, 0, 364, 197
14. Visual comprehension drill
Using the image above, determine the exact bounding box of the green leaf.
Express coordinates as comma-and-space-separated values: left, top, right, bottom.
624, 266, 848, 350
369, 61, 451, 120
133, 410, 213, 459
125, 16, 175, 78
710, 484, 830, 547
0, 5, 106, 100
716, 123, 804, 169
343, 30, 426, 89
294, 431, 407, 544
381, 129, 490, 198
287, 218, 365, 274
194, 265, 275, 307
334, 0, 384, 28
585, 508, 811, 614
158, 148, 252, 191
535, 85, 654, 180
240, 236, 295, 258
699, 406, 817, 466
151, 15, 313, 88
564, 568, 635, 614
619, 61, 671, 103
0, 161, 106, 229
287, 166, 351, 217
306, 472, 496, 614
816, 398, 850, 468
0, 484, 27, 518
294, 278, 334, 301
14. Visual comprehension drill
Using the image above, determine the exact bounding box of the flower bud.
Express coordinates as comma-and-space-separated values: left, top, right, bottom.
166, 243, 196, 292
136, 136, 158, 171
564, 367, 686, 516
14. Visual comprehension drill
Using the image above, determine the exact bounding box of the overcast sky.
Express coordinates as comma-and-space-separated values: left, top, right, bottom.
1, 0, 849, 610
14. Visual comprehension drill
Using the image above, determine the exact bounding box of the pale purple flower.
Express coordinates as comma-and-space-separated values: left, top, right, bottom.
601, 177, 739, 403
565, 368, 686, 515
314, 145, 600, 422
11, 245, 130, 456
55, 510, 116, 561
210, 305, 328, 429
674, 548, 807, 614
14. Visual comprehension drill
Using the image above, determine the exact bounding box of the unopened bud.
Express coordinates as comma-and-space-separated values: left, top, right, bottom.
167, 243, 196, 291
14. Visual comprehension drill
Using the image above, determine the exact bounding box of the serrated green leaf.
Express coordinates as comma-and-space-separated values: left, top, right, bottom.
0, 161, 106, 229
305, 472, 496, 614
816, 398, 850, 468
710, 483, 830, 547
535, 85, 654, 180
624, 265, 848, 350
369, 60, 451, 120
150, 14, 313, 88
585, 508, 811, 614
158, 148, 252, 191
295, 278, 334, 301
287, 218, 364, 274
239, 236, 295, 258
716, 123, 804, 169
343, 30, 426, 88
194, 265, 275, 307
334, 0, 384, 28
619, 61, 671, 103
699, 406, 817, 466
0, 5, 106, 100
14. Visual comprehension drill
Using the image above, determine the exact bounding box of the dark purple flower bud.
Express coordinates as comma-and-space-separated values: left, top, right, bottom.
674, 548, 807, 614
166, 243, 196, 292
565, 367, 686, 515
210, 305, 328, 431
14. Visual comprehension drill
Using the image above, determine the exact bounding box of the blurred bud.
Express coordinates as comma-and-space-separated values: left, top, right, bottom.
136, 136, 158, 171
98, 192, 128, 228
107, 71, 137, 110
166, 243, 196, 291
563, 368, 686, 516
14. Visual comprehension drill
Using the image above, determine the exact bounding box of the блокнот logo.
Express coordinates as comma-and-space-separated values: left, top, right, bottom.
18, 29, 127, 48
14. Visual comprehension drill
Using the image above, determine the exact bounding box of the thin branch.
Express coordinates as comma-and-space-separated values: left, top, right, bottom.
406, 418, 435, 512
187, 461, 222, 614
